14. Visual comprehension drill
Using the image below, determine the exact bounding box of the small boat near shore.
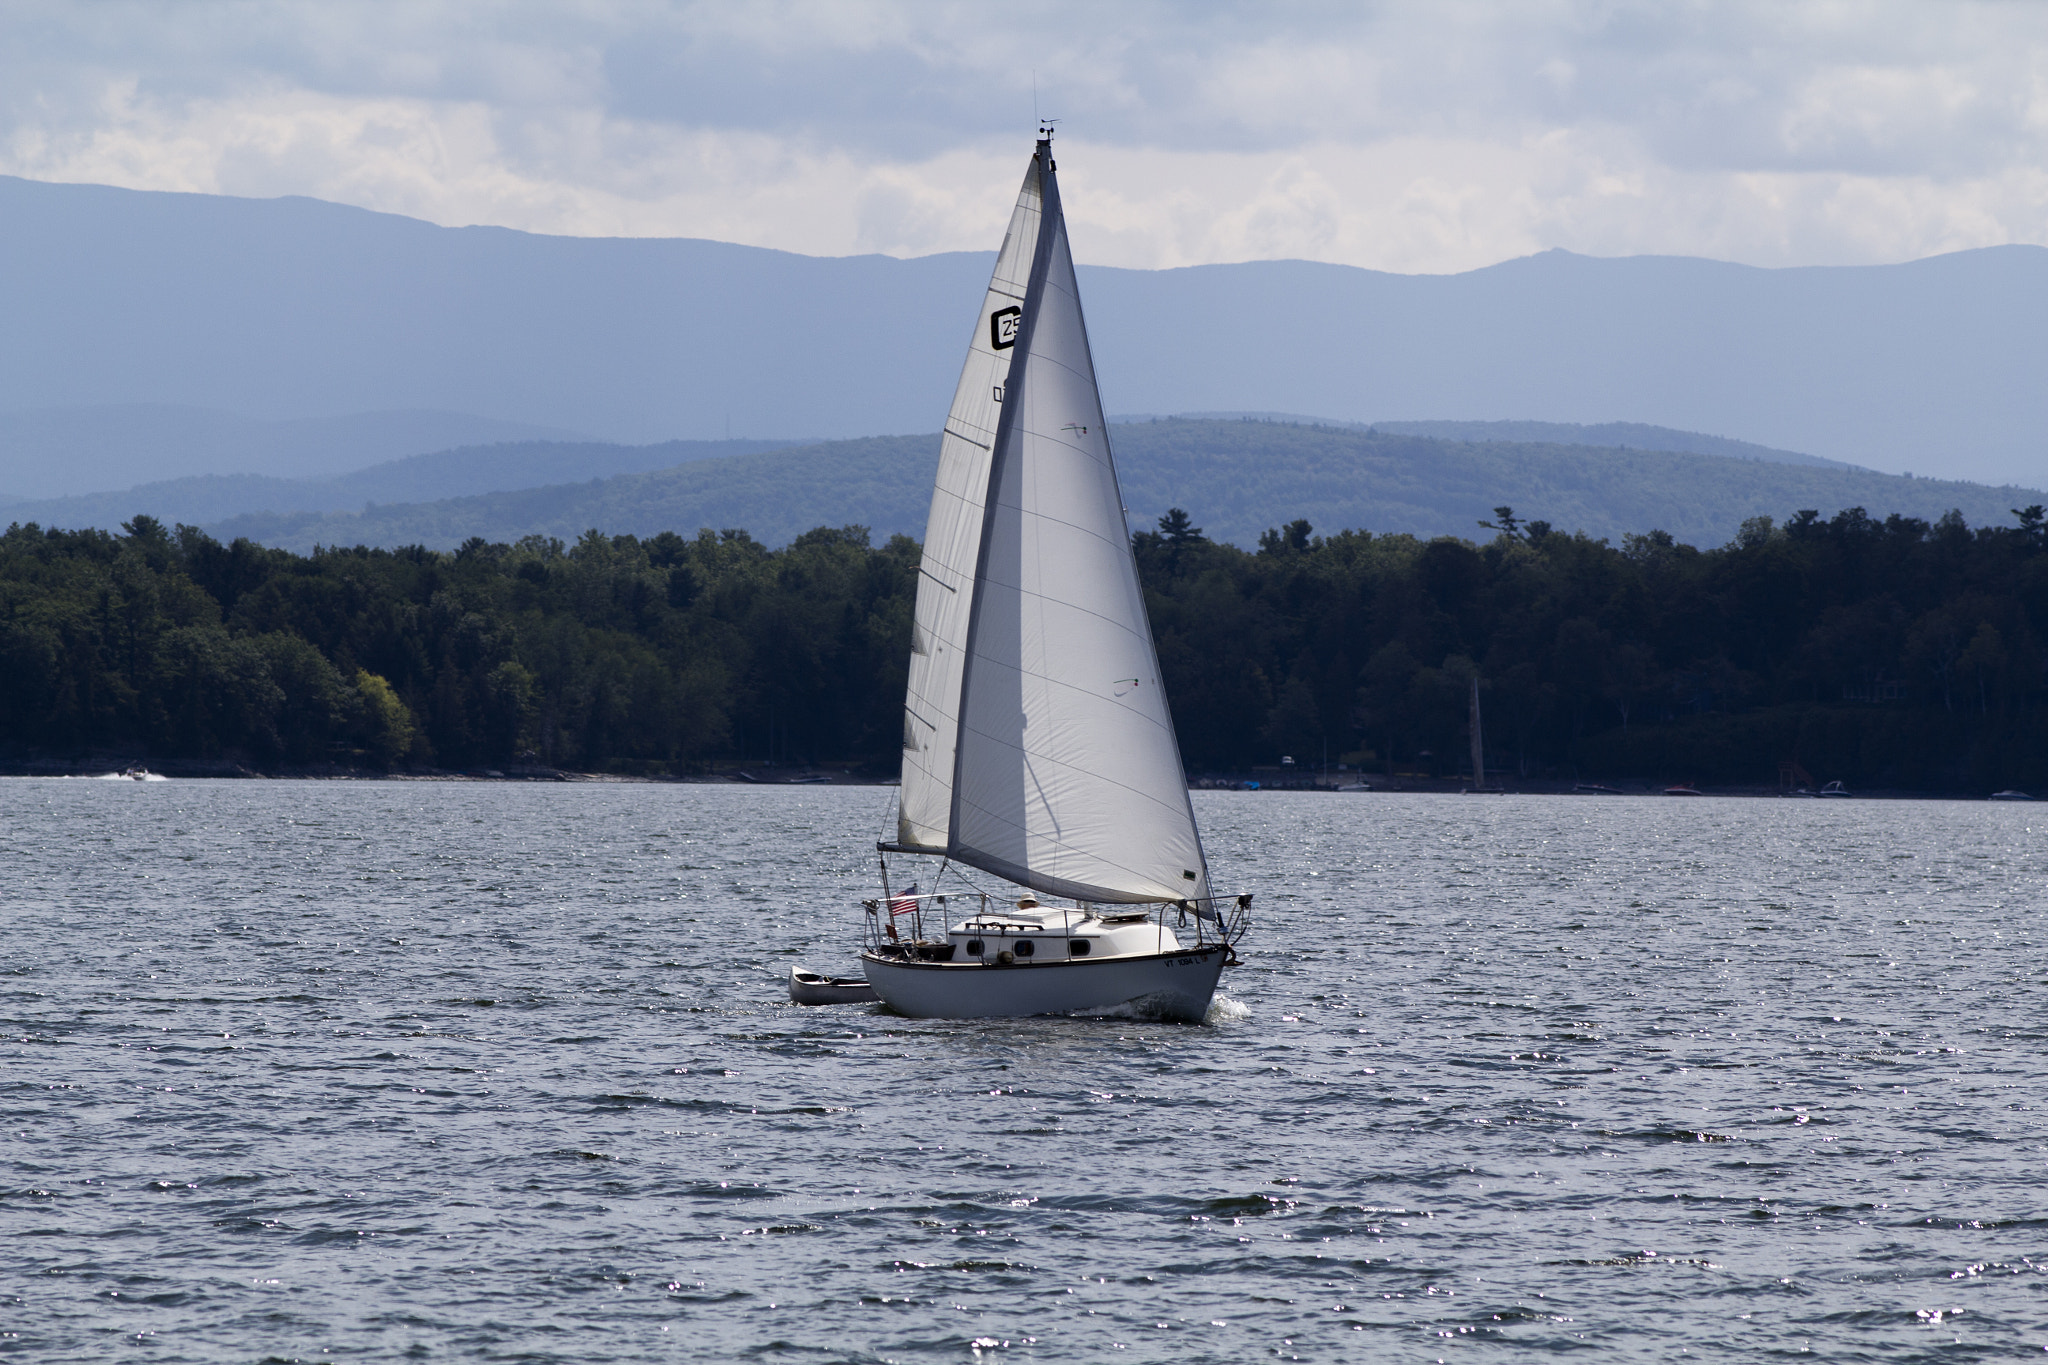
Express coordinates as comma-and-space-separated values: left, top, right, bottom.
788, 967, 878, 1006
1990, 790, 2034, 801
1663, 784, 1702, 796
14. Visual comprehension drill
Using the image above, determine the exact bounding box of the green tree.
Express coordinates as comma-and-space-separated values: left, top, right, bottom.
355, 671, 418, 767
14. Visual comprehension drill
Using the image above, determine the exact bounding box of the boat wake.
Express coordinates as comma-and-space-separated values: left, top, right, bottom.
1205, 994, 1251, 1024
1060, 990, 1249, 1026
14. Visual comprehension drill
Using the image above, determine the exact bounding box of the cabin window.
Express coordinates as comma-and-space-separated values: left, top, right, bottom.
1068, 939, 1091, 957
1015, 939, 1035, 958
965, 939, 984, 956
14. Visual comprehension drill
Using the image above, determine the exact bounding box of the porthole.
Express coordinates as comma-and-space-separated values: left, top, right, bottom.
1068, 939, 1091, 957
965, 938, 984, 956
1015, 939, 1035, 958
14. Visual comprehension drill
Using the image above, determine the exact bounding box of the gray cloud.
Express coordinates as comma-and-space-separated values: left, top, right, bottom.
2, 0, 2045, 270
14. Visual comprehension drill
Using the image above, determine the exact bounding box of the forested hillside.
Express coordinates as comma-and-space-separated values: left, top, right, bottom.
0, 404, 581, 501
208, 420, 2045, 554
1366, 419, 1856, 469
3, 503, 2044, 792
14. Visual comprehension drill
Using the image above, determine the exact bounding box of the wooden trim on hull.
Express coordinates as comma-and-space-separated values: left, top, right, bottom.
860, 944, 1227, 1022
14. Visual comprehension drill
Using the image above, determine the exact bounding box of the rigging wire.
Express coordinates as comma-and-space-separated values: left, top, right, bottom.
870, 781, 898, 846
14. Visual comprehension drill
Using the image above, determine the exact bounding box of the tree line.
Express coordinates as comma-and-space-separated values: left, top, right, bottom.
1138, 504, 2047, 791
2, 503, 2044, 791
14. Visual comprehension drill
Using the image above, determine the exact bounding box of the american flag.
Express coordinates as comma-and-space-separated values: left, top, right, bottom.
887, 883, 920, 918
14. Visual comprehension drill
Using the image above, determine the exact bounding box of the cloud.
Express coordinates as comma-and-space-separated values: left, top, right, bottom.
2, 0, 2046, 271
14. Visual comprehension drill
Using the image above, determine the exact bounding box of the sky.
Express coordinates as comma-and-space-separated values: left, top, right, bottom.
4, 0, 2047, 274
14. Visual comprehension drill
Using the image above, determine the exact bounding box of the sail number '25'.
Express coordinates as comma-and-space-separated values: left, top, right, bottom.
990, 306, 1022, 350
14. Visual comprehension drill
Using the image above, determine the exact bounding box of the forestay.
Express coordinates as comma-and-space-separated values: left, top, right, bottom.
895, 156, 1046, 851
946, 152, 1210, 907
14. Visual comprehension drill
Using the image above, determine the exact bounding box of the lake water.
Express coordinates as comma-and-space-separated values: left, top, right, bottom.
4, 780, 2046, 1362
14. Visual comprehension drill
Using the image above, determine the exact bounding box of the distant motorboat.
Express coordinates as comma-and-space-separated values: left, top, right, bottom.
1817, 781, 1852, 797
95, 767, 167, 782
1334, 782, 1372, 792
1573, 783, 1621, 795
1663, 784, 1703, 796
788, 967, 878, 1005
1990, 790, 2034, 801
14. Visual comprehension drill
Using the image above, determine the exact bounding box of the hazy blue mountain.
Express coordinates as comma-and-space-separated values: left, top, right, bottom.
0, 176, 990, 450
319, 436, 805, 504
0, 403, 590, 501
4, 473, 331, 530
4, 176, 2046, 485
211, 436, 932, 552
1363, 420, 1858, 470
205, 419, 2047, 554
0, 437, 801, 531
1125, 413, 1857, 470
1083, 250, 2048, 485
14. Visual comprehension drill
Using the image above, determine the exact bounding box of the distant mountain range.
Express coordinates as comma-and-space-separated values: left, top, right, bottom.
1129, 414, 1865, 471
3, 412, 1847, 534
0, 404, 588, 502
1357, 420, 1861, 471
200, 418, 2045, 554
3, 175, 2046, 487
0, 436, 802, 530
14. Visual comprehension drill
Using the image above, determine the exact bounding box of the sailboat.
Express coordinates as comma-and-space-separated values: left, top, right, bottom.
858, 129, 1250, 1022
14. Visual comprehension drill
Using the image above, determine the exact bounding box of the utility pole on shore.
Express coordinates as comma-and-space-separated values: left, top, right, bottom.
1469, 675, 1485, 792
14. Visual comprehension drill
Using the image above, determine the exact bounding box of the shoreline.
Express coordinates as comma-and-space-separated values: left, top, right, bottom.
0, 759, 2029, 802
0, 759, 875, 785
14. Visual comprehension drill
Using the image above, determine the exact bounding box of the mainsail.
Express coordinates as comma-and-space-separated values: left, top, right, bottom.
927, 137, 1209, 907
894, 151, 1046, 851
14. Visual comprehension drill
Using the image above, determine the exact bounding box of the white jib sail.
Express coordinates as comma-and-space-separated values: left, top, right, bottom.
895, 154, 1046, 851
948, 159, 1210, 907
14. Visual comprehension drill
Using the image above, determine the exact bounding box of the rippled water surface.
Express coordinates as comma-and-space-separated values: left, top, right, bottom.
5, 780, 2048, 1362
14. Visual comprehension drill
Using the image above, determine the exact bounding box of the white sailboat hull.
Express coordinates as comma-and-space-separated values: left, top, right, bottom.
861, 944, 1228, 1022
